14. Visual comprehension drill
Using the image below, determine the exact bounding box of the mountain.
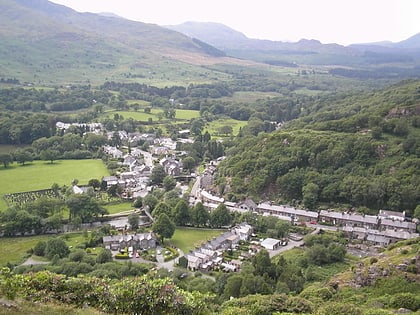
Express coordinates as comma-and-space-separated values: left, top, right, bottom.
166, 21, 420, 68
166, 21, 352, 55
0, 0, 233, 85
395, 32, 420, 49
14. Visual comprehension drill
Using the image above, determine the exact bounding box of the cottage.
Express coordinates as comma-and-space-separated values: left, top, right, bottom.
102, 176, 119, 187
379, 218, 417, 233
257, 203, 318, 223
378, 210, 406, 221
237, 199, 257, 211
102, 232, 157, 251
187, 254, 201, 271
319, 210, 378, 229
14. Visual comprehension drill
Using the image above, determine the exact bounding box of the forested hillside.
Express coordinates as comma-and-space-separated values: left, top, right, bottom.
218, 80, 420, 215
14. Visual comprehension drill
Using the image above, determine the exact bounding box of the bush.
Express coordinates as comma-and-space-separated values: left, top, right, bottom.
33, 241, 46, 256
390, 292, 420, 311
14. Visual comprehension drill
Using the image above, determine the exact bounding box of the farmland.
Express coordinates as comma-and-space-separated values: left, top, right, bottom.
0, 160, 109, 210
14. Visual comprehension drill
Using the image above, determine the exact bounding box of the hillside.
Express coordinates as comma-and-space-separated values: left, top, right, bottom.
217, 80, 420, 214
0, 0, 237, 85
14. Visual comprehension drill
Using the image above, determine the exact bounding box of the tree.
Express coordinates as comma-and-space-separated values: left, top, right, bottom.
144, 194, 158, 211
96, 248, 113, 264
182, 156, 196, 173
275, 220, 291, 238
152, 213, 175, 243
133, 197, 143, 208
153, 202, 171, 218
45, 238, 70, 259
0, 153, 13, 168
414, 205, 420, 220
150, 164, 166, 185
218, 125, 233, 136
222, 274, 243, 300
66, 194, 107, 223
14, 149, 33, 166
172, 199, 190, 226
88, 179, 101, 190
163, 175, 177, 191
252, 249, 274, 277
210, 203, 232, 228
190, 202, 209, 227
302, 182, 319, 209
40, 149, 60, 164
128, 212, 140, 230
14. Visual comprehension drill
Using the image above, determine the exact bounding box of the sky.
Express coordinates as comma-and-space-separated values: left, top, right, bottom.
49, 0, 420, 46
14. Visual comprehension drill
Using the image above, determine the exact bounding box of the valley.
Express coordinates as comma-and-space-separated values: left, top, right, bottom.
0, 0, 419, 314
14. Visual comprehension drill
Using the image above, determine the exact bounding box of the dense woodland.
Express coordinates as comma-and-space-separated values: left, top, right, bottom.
217, 80, 420, 214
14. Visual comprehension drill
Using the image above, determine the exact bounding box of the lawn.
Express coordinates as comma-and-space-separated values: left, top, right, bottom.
103, 201, 134, 215
0, 159, 109, 210
170, 227, 225, 253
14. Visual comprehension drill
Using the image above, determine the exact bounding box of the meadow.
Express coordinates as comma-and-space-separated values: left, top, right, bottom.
170, 227, 225, 253
0, 160, 109, 209
105, 109, 200, 122
204, 118, 248, 137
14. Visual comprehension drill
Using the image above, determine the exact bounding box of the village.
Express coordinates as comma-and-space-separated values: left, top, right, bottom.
63, 121, 419, 274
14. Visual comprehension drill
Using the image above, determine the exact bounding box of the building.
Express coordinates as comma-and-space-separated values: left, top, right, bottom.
261, 238, 282, 250
102, 232, 157, 251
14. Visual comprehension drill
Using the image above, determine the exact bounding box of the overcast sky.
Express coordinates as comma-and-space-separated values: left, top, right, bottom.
50, 0, 420, 45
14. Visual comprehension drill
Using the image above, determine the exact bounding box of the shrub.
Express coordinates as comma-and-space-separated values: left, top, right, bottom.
33, 241, 46, 256
390, 292, 420, 311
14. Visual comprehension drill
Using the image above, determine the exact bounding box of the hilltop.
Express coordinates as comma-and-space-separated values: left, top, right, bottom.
0, 0, 241, 85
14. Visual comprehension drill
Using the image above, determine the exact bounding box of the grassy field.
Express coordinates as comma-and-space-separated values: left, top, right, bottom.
204, 118, 248, 137
0, 234, 52, 266
0, 160, 109, 209
170, 227, 225, 253
103, 201, 134, 215
105, 109, 200, 122
174, 109, 200, 120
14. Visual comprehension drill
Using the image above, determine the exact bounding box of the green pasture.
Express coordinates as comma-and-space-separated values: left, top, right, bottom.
105, 109, 161, 121
0, 234, 51, 266
0, 160, 109, 209
103, 201, 134, 215
105, 109, 199, 122
170, 227, 225, 253
204, 118, 248, 137
0, 232, 94, 266
174, 109, 200, 120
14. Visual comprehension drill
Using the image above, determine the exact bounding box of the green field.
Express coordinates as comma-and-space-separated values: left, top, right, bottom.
0, 232, 93, 266
204, 118, 248, 137
0, 160, 109, 209
105, 109, 200, 122
170, 227, 225, 253
174, 109, 200, 120
103, 201, 134, 215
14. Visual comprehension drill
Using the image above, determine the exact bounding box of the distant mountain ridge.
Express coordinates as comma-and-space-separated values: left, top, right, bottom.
165, 21, 353, 55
